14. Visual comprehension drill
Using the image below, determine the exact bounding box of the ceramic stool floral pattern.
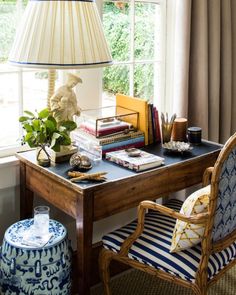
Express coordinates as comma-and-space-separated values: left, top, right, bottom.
0, 219, 71, 295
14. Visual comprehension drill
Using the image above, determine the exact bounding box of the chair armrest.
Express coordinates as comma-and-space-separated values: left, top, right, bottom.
202, 167, 214, 186
119, 201, 147, 256
119, 200, 209, 256
139, 201, 209, 224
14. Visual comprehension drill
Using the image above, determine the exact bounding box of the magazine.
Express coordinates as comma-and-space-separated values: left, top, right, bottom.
105, 149, 164, 172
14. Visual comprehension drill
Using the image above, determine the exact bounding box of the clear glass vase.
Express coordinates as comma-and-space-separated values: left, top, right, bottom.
36, 146, 51, 167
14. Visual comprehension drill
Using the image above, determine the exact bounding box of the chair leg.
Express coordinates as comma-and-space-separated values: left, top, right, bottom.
99, 248, 113, 295
197, 287, 207, 295
193, 281, 208, 295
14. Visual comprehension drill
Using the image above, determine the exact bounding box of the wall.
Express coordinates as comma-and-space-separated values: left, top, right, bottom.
0, 157, 20, 240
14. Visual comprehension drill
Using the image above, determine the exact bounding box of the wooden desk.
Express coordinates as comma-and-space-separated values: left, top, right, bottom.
16, 141, 222, 295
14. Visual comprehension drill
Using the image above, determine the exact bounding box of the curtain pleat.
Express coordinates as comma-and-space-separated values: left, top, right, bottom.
208, 0, 220, 142
220, 0, 232, 143
170, 0, 236, 143
188, 0, 209, 139
172, 0, 192, 117
231, 1, 236, 135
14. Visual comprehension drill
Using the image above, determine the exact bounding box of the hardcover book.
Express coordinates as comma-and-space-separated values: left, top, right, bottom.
105, 149, 164, 172
153, 107, 161, 143
72, 130, 145, 155
116, 94, 149, 145
79, 120, 132, 137
148, 103, 154, 144
101, 140, 144, 154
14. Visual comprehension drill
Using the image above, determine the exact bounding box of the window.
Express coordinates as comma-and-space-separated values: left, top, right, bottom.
102, 0, 166, 106
0, 0, 166, 157
0, 0, 58, 157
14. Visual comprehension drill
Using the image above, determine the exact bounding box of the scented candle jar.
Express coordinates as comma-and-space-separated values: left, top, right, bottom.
187, 127, 202, 144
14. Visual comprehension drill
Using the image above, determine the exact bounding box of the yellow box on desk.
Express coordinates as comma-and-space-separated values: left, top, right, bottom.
116, 93, 149, 145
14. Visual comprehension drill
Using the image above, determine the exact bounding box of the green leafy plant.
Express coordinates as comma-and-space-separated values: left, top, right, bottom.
19, 108, 77, 161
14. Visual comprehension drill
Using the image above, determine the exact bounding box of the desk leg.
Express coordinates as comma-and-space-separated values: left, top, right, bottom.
76, 193, 94, 295
20, 162, 34, 219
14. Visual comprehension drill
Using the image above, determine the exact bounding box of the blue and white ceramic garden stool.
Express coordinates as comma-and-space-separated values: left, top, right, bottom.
0, 219, 72, 295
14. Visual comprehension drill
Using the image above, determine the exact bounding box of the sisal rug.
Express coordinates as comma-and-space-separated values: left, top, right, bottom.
91, 267, 236, 295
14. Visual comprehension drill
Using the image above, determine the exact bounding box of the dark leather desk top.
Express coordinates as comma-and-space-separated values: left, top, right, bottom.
17, 140, 222, 190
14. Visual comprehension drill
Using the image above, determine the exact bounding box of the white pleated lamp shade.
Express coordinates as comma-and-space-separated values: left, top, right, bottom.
9, 0, 112, 69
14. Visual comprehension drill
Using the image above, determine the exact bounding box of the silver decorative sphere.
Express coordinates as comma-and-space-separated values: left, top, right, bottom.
69, 152, 92, 171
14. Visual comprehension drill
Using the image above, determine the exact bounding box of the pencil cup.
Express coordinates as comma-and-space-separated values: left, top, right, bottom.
162, 123, 173, 143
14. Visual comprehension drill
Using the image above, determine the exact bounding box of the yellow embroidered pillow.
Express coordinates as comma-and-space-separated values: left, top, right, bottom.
170, 185, 211, 253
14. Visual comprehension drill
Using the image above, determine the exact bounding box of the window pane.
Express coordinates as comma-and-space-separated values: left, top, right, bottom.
153, 62, 161, 103
0, 1, 17, 63
23, 70, 50, 111
103, 1, 130, 62
134, 2, 160, 60
0, 71, 20, 147
103, 64, 130, 100
134, 63, 154, 101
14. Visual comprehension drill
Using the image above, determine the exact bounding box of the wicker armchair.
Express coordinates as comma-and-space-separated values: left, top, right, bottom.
99, 132, 236, 295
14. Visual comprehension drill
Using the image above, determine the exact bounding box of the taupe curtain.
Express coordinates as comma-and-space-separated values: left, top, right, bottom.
171, 0, 236, 143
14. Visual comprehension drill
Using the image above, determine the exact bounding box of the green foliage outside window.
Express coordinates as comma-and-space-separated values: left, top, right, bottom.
0, 1, 17, 62
103, 2, 156, 100
0, 0, 28, 62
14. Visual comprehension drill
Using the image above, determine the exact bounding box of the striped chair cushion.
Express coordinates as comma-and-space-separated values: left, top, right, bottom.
102, 199, 236, 282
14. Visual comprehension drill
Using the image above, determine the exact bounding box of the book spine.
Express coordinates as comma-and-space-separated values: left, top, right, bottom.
101, 136, 144, 149
151, 104, 156, 143
99, 131, 144, 145
148, 104, 154, 144
71, 130, 100, 144
73, 130, 144, 145
153, 107, 161, 143
79, 124, 131, 137
144, 100, 149, 145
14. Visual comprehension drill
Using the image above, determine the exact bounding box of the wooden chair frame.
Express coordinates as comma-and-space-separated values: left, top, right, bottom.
99, 133, 236, 295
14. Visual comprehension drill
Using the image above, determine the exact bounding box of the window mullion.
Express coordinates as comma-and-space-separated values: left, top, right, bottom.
18, 69, 24, 137
17, 0, 24, 138
129, 0, 135, 97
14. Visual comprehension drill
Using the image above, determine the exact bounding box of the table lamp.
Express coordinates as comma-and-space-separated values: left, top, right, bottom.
8, 0, 112, 110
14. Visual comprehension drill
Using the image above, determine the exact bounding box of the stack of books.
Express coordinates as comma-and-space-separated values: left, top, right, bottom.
72, 122, 145, 156
73, 94, 162, 158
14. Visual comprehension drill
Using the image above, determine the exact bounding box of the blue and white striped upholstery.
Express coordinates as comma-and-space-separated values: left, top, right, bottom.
102, 199, 236, 282
212, 147, 236, 242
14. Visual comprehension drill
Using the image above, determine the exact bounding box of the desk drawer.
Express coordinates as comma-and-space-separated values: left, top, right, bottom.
93, 151, 219, 220
26, 166, 78, 218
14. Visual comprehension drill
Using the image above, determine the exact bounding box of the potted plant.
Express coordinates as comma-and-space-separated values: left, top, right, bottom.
19, 108, 77, 166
